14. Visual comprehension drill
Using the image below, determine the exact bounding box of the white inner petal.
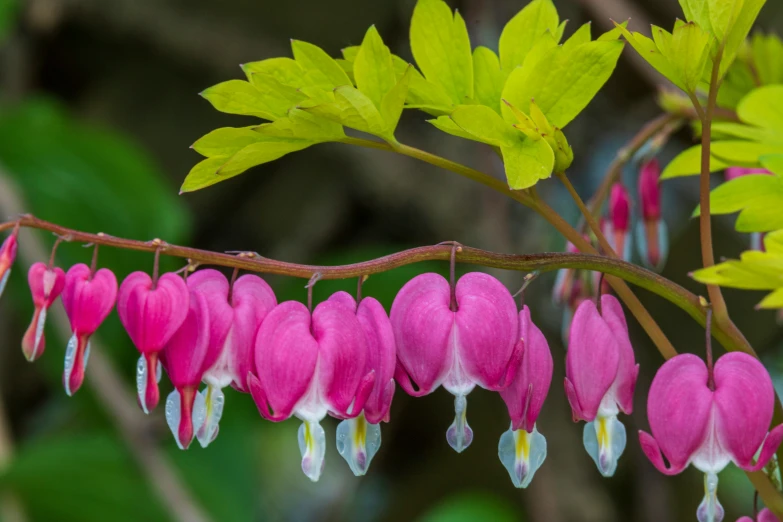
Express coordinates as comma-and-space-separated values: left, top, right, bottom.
0, 269, 10, 299
446, 394, 473, 453
203, 327, 235, 389
136, 355, 150, 415
583, 414, 626, 477
63, 334, 78, 397
691, 406, 731, 475
196, 385, 225, 448
165, 389, 184, 450
696, 472, 724, 522
336, 413, 382, 477
32, 306, 47, 360
498, 423, 547, 488
298, 420, 326, 482
443, 322, 475, 396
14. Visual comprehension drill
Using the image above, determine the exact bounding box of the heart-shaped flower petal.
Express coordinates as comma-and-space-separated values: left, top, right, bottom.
0, 233, 18, 300
118, 271, 189, 413
61, 264, 118, 396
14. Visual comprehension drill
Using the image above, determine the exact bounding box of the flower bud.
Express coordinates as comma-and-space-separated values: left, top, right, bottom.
607, 183, 632, 261
118, 272, 189, 413
0, 233, 18, 300
636, 159, 668, 271
22, 262, 65, 361
565, 295, 639, 477
61, 264, 118, 396
498, 306, 553, 488
391, 272, 521, 453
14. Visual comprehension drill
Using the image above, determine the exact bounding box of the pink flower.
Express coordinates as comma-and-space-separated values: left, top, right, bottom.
725, 167, 772, 181
161, 290, 212, 450
498, 306, 553, 488
248, 299, 376, 481
606, 183, 632, 261
636, 159, 668, 271
118, 272, 189, 414
639, 352, 783, 522
22, 262, 66, 362
737, 509, 780, 522
0, 233, 18, 300
564, 295, 639, 477
391, 272, 521, 453
61, 264, 118, 396
328, 291, 396, 476
186, 269, 277, 447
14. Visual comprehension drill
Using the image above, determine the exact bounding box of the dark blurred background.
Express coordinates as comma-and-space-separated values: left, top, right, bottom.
0, 0, 782, 521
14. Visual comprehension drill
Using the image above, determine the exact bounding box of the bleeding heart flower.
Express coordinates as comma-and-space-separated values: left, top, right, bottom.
498, 306, 553, 488
639, 352, 783, 522
118, 271, 189, 414
22, 262, 65, 362
248, 299, 376, 482
328, 291, 396, 476
391, 272, 521, 453
0, 233, 17, 300
636, 158, 668, 271
737, 509, 780, 522
61, 264, 118, 396
161, 290, 212, 450
186, 269, 277, 447
564, 295, 639, 477
605, 183, 632, 261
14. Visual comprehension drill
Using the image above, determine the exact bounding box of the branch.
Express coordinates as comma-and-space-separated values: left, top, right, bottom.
0, 215, 734, 353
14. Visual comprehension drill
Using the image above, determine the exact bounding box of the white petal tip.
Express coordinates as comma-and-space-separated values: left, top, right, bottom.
498, 425, 547, 488
336, 415, 381, 476
298, 420, 326, 482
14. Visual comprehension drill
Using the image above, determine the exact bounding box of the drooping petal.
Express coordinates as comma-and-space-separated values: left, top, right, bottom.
0, 234, 18, 300
500, 306, 553, 432
453, 272, 519, 391
390, 273, 453, 396
713, 352, 783, 471
252, 301, 318, 421
583, 414, 627, 477
298, 419, 326, 482
498, 423, 547, 488
165, 385, 206, 450
642, 354, 713, 475
565, 300, 620, 421
23, 263, 66, 361
162, 290, 211, 389
196, 384, 225, 448
696, 472, 724, 522
63, 334, 91, 396
187, 269, 233, 378
446, 394, 473, 453
62, 265, 117, 336
336, 412, 382, 476
599, 295, 639, 415
136, 353, 162, 415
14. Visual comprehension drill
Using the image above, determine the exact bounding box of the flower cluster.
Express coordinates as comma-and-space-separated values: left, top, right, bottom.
2, 228, 782, 521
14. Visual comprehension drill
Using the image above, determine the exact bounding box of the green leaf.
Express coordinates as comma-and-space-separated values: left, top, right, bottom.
670, 21, 711, 92
245, 73, 308, 106
450, 104, 517, 146
428, 115, 481, 141
660, 144, 728, 179
201, 80, 299, 120
354, 25, 397, 110
241, 57, 305, 88
711, 140, 783, 166
562, 22, 592, 52
752, 32, 783, 85
498, 0, 560, 71
718, 0, 766, 77
410, 0, 473, 104
760, 154, 783, 176
291, 39, 353, 88
737, 85, 783, 134
616, 24, 684, 91
306, 85, 387, 137
192, 127, 264, 157
501, 138, 555, 189
711, 122, 781, 143
256, 108, 345, 141
380, 67, 413, 133
471, 46, 506, 113
501, 39, 624, 128
702, 173, 783, 232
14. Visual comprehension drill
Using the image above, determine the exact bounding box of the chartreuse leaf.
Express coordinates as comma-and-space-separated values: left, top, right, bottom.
306, 85, 387, 136
498, 0, 560, 71
291, 39, 353, 88
711, 122, 780, 143
760, 154, 783, 176
183, 110, 345, 192
696, 172, 783, 232
471, 46, 506, 114
737, 85, 783, 134
562, 22, 592, 52
201, 80, 300, 120
449, 105, 555, 189
616, 23, 681, 89
354, 26, 397, 110
711, 140, 783, 166
380, 67, 413, 133
410, 0, 473, 105
661, 145, 728, 179
428, 114, 480, 141
752, 33, 783, 85
501, 35, 623, 128
692, 230, 783, 308
241, 57, 306, 87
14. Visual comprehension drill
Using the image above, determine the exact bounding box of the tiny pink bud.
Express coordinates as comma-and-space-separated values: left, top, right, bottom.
0, 233, 18, 300
391, 272, 521, 453
118, 271, 189, 414
61, 264, 118, 396
639, 159, 661, 221
640, 353, 783, 521
22, 262, 65, 362
564, 295, 639, 477
636, 160, 668, 271
759, 509, 781, 522
610, 183, 631, 233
